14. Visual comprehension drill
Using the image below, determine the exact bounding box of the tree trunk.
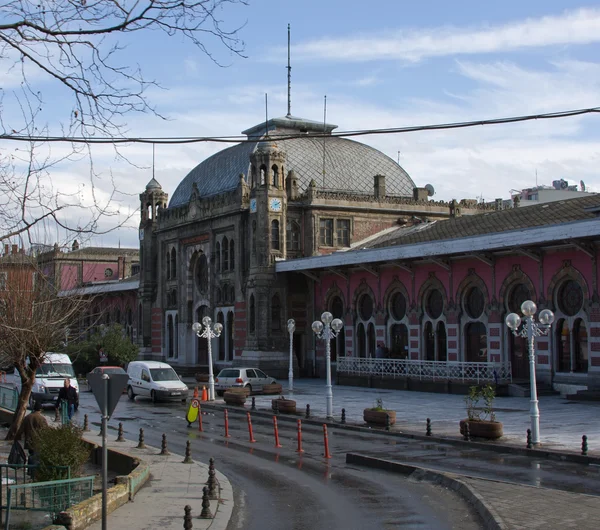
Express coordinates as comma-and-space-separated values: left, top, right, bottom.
6, 375, 35, 440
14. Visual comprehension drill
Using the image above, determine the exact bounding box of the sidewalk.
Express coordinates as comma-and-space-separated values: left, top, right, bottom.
84, 431, 233, 530
182, 378, 600, 454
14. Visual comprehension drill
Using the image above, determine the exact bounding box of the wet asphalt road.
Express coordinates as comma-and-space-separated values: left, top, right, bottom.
76, 392, 484, 530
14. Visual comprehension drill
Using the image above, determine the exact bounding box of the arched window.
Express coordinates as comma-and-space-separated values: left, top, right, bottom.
216, 287, 222, 305
271, 220, 280, 251
251, 165, 257, 188
171, 248, 177, 278
508, 283, 531, 314
286, 221, 301, 252
424, 321, 434, 360
249, 295, 256, 334
464, 286, 485, 319
426, 289, 444, 319
260, 165, 267, 185
465, 322, 487, 362
330, 296, 345, 361
166, 251, 171, 279
215, 242, 221, 273
271, 165, 279, 187
217, 312, 225, 361
230, 239, 235, 270
390, 292, 407, 321
227, 311, 234, 360
195, 253, 208, 294
437, 321, 447, 361
230, 285, 235, 304
271, 294, 281, 331
359, 294, 373, 321
574, 318, 588, 373
558, 280, 584, 316
390, 324, 408, 359
357, 323, 366, 358
367, 323, 376, 357
223, 237, 229, 271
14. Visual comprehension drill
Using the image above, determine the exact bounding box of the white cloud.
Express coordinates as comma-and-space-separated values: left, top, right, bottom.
291, 8, 600, 62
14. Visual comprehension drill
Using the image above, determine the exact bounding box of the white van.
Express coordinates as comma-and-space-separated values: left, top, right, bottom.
126, 361, 188, 403
14, 352, 79, 407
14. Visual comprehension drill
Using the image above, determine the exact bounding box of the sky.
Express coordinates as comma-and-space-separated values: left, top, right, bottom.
2, 1, 600, 248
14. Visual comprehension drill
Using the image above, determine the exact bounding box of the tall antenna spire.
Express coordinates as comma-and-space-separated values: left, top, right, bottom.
322, 95, 327, 187
152, 144, 155, 178
286, 23, 292, 118
265, 93, 269, 137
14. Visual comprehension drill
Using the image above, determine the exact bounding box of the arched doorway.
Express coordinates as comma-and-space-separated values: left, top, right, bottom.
367, 323, 376, 357
390, 323, 408, 359
465, 322, 487, 362
357, 323, 366, 358
437, 322, 447, 361
573, 318, 588, 373
556, 318, 571, 373
424, 321, 435, 361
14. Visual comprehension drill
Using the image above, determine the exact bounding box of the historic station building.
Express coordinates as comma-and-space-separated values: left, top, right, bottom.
137, 114, 492, 377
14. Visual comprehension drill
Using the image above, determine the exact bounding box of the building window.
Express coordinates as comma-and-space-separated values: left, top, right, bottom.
330, 296, 345, 360
508, 283, 530, 313
465, 322, 486, 362
271, 294, 281, 331
271, 220, 280, 251
319, 218, 333, 247
195, 253, 208, 294
426, 289, 443, 319
286, 221, 300, 252
249, 295, 256, 334
171, 248, 177, 278
217, 311, 225, 361
166, 251, 171, 279
390, 292, 407, 321
223, 237, 229, 271
464, 286, 485, 319
271, 165, 279, 187
230, 239, 235, 270
336, 219, 350, 247
216, 287, 222, 305
104, 268, 113, 278
131, 264, 140, 275
215, 242, 221, 273
359, 294, 373, 321
558, 280, 584, 316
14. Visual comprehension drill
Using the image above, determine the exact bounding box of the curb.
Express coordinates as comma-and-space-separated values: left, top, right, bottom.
198, 401, 600, 466
346, 453, 508, 530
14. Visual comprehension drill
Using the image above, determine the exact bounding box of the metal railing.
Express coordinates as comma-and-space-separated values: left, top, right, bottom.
0, 384, 18, 412
5, 475, 94, 528
337, 357, 512, 383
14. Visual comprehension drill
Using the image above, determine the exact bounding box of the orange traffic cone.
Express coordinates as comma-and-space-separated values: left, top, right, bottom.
201, 386, 208, 401
193, 386, 199, 399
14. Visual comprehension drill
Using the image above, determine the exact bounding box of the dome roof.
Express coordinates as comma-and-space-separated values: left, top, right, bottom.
169, 116, 415, 208
145, 177, 162, 191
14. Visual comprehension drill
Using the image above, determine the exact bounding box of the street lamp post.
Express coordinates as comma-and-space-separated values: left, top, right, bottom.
192, 316, 223, 401
312, 311, 343, 420
505, 300, 554, 445
287, 319, 295, 392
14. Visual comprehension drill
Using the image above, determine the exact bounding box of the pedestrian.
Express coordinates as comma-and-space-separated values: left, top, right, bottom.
56, 378, 79, 421
15, 401, 48, 455
375, 343, 386, 359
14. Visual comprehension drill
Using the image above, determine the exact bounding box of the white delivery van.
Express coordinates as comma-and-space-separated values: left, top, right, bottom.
14, 352, 79, 408
126, 361, 188, 403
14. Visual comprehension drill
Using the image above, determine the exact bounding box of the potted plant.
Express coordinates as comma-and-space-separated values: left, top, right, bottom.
460, 384, 503, 439
363, 399, 396, 426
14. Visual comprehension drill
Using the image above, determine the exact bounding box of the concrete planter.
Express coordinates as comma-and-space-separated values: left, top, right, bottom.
223, 390, 247, 406
363, 409, 396, 426
272, 398, 296, 414
262, 383, 283, 395
460, 419, 503, 439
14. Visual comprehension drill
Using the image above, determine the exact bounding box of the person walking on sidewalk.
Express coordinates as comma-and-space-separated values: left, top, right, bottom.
56, 378, 78, 421
16, 401, 48, 453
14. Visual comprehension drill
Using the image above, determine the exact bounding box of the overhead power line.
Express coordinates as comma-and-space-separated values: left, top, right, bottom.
1, 105, 599, 145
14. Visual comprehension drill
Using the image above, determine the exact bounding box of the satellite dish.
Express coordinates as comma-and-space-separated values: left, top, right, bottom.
581, 180, 586, 192
425, 184, 435, 197
560, 179, 568, 189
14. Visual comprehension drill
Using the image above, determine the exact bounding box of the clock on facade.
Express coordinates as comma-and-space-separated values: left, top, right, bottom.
269, 198, 282, 212
250, 198, 257, 213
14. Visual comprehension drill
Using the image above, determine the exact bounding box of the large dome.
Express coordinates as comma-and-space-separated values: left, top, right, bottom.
169, 116, 415, 208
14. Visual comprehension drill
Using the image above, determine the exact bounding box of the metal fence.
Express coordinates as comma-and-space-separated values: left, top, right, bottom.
337, 357, 512, 383
5, 475, 94, 528
0, 384, 18, 412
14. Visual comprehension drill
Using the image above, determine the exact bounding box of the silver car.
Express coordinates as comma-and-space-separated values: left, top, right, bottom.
215, 367, 276, 396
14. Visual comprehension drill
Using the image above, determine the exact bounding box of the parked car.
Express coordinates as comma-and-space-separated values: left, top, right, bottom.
215, 367, 277, 396
14, 353, 79, 408
86, 366, 127, 392
126, 361, 189, 403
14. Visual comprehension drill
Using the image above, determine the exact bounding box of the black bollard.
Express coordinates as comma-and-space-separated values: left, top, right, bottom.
136, 428, 146, 449
183, 440, 193, 463
341, 408, 346, 424
116, 422, 125, 442
160, 433, 170, 455
207, 458, 217, 499
426, 418, 432, 437
200, 487, 213, 519
251, 396, 256, 411
183, 505, 193, 530
526, 429, 532, 449
83, 414, 89, 432
463, 422, 470, 441
273, 399, 279, 415
305, 404, 310, 419
582, 435, 588, 456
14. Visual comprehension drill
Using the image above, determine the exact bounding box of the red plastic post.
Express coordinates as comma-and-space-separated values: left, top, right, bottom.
198, 405, 203, 432
247, 412, 256, 443
273, 416, 282, 448
224, 409, 231, 438
296, 419, 304, 453
323, 424, 331, 459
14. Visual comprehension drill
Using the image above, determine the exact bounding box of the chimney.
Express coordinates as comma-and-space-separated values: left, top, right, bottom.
449, 199, 462, 218
513, 195, 521, 208
118, 256, 126, 280
374, 175, 386, 199
11, 244, 18, 255
495, 198, 503, 211
413, 187, 429, 202
72, 240, 79, 251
